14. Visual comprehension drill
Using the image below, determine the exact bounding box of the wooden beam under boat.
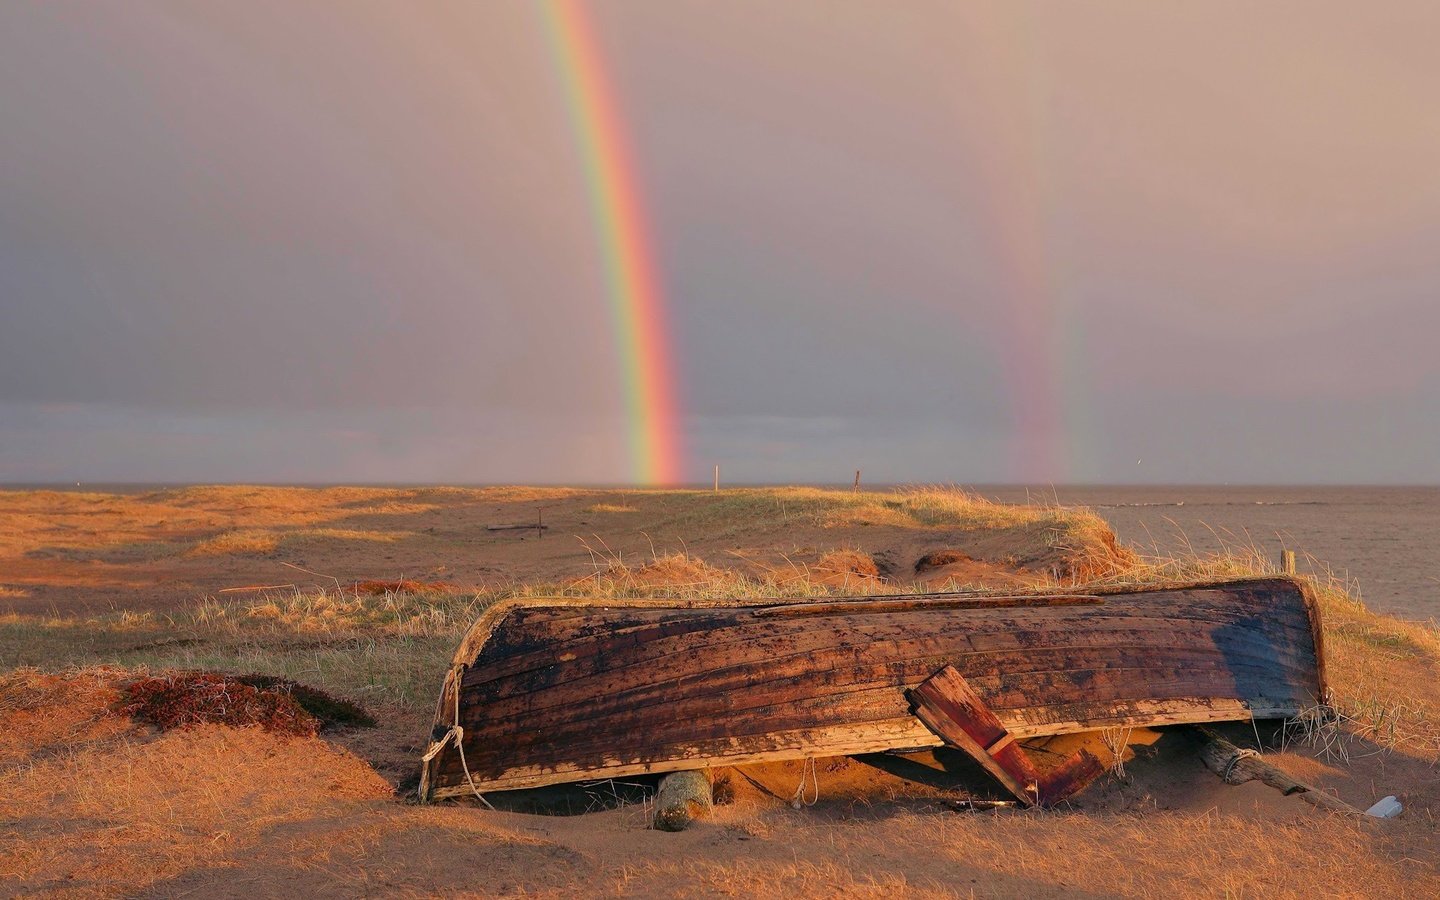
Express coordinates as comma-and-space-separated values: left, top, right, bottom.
418, 577, 1327, 800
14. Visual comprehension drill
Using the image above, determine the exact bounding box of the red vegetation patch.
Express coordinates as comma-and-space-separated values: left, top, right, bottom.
122, 673, 319, 736
353, 579, 452, 595
235, 674, 376, 729
119, 672, 376, 735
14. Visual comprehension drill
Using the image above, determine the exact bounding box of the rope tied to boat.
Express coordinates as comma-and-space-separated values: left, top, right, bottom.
450, 666, 496, 809
791, 757, 819, 809
1222, 747, 1261, 784
419, 666, 494, 809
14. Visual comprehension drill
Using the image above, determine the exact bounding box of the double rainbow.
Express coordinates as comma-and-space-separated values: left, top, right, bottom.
540, 0, 683, 485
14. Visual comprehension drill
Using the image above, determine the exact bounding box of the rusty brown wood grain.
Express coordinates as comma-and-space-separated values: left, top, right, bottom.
462, 588, 1314, 692
455, 655, 1309, 767
420, 577, 1327, 798
909, 665, 1108, 806
461, 608, 1316, 714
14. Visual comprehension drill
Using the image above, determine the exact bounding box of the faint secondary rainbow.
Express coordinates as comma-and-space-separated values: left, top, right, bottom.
539, 0, 684, 485
950, 5, 1084, 483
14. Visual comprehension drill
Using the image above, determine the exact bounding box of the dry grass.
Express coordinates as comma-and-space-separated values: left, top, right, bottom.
7, 544, 1434, 764
0, 484, 570, 561
189, 527, 402, 558
0, 670, 393, 896
641, 486, 1135, 583
815, 549, 881, 579
556, 552, 844, 604
597, 804, 1429, 899
1, 486, 1438, 897
0, 600, 462, 714
286, 527, 406, 544
666, 485, 1068, 532
188, 528, 280, 557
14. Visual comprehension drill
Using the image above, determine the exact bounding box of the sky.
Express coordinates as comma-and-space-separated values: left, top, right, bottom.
2, 1, 1439, 485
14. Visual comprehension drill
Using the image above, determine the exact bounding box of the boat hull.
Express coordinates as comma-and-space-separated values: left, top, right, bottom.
420, 577, 1325, 798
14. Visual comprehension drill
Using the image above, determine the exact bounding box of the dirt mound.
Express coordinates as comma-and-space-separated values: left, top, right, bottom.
812, 549, 882, 585
912, 549, 1028, 589
233, 674, 377, 729
1047, 528, 1140, 582
119, 672, 376, 735
931, 518, 1139, 587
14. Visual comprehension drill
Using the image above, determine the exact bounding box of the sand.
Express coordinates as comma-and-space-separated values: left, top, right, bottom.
3, 667, 1434, 899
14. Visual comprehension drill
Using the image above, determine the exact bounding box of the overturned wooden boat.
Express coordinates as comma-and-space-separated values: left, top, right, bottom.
418, 577, 1327, 803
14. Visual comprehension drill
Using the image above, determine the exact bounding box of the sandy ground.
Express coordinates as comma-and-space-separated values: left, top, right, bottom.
1, 486, 1437, 898
5, 668, 1435, 899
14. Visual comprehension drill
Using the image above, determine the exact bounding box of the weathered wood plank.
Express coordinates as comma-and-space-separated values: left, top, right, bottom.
1193, 726, 1363, 816
753, 595, 1103, 617
431, 700, 1281, 793
458, 659, 1310, 771
422, 578, 1327, 797
461, 591, 1316, 694
459, 640, 1314, 746
430, 718, 940, 795
906, 665, 1107, 805
910, 664, 1043, 803
461, 612, 1318, 721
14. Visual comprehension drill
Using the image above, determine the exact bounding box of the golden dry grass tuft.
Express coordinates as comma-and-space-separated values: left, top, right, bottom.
188, 529, 280, 557
815, 549, 881, 580
603, 552, 733, 589
285, 527, 406, 544
564, 552, 838, 602
587, 503, 639, 513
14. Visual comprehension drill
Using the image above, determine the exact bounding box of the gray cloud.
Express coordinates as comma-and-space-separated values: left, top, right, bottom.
2, 2, 1438, 483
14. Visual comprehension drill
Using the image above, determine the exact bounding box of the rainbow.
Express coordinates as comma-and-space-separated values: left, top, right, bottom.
950, 6, 1079, 483
539, 0, 684, 485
